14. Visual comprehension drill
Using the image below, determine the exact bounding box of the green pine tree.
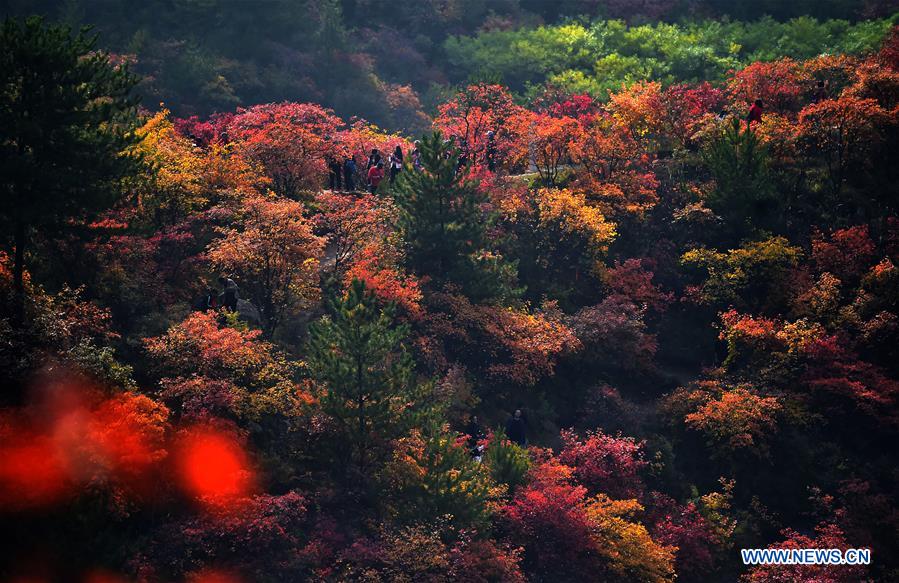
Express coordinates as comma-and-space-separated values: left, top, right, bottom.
0, 16, 143, 320
395, 421, 494, 531
482, 429, 531, 493
307, 278, 433, 481
392, 132, 520, 301
702, 118, 780, 239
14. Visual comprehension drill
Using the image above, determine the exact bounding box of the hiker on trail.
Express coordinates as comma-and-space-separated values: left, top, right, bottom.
505, 408, 528, 447
192, 287, 217, 312
367, 161, 385, 194
456, 138, 469, 173
343, 155, 357, 192
327, 155, 342, 191
747, 99, 764, 125
443, 137, 454, 160
389, 145, 404, 182
465, 414, 483, 459
485, 130, 497, 171
367, 148, 381, 171
411, 140, 422, 171
812, 79, 828, 103
218, 276, 239, 312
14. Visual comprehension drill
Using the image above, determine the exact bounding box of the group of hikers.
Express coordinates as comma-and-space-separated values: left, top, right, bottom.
326, 130, 499, 193
464, 408, 528, 461
323, 91, 784, 193
192, 275, 240, 313
327, 143, 417, 194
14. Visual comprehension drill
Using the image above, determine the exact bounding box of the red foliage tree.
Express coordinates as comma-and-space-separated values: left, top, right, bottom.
662, 82, 726, 146
603, 258, 673, 313
797, 95, 890, 191
742, 523, 869, 583
728, 59, 808, 114
558, 429, 648, 498
645, 493, 723, 579
570, 296, 658, 372
228, 103, 343, 196
811, 225, 877, 281
435, 83, 528, 171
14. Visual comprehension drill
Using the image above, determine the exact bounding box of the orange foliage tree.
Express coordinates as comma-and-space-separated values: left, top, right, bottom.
207, 196, 325, 336
569, 115, 659, 216
608, 81, 666, 141
422, 292, 581, 386
506, 111, 581, 185
797, 95, 890, 192
312, 191, 422, 316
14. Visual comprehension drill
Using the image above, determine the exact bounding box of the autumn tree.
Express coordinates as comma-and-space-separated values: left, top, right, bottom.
144, 311, 305, 425
681, 384, 781, 457
422, 292, 581, 387
727, 59, 808, 114
228, 102, 343, 197
702, 118, 779, 237
434, 83, 526, 171
797, 95, 890, 196
558, 429, 648, 499
743, 523, 869, 583
306, 279, 433, 482
506, 110, 581, 186
607, 81, 667, 146
681, 236, 802, 313
569, 296, 658, 373
662, 82, 726, 147
513, 187, 617, 303
0, 16, 142, 320
500, 453, 675, 582
393, 132, 518, 301
207, 196, 324, 336
132, 109, 238, 225
534, 187, 617, 262
386, 422, 495, 531
569, 115, 659, 216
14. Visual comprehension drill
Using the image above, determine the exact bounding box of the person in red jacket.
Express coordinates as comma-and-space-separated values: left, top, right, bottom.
367, 161, 385, 194
747, 98, 764, 125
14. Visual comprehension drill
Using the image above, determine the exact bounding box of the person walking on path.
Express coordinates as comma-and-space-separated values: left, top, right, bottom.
747, 99, 764, 126
411, 141, 422, 172
327, 155, 342, 191
218, 276, 239, 312
367, 148, 381, 171
343, 155, 357, 192
367, 161, 385, 194
389, 145, 404, 182
505, 408, 527, 447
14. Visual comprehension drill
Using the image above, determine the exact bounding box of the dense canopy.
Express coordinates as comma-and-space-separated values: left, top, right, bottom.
2, 3, 899, 582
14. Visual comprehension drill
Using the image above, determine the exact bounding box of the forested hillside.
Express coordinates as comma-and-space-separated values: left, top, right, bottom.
2, 5, 899, 583
2, 0, 897, 131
